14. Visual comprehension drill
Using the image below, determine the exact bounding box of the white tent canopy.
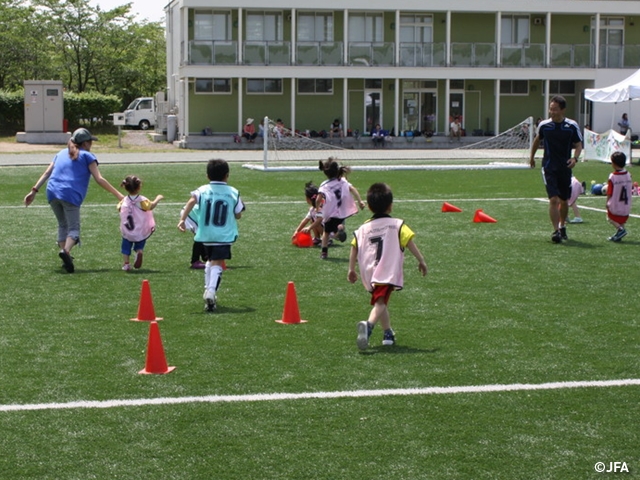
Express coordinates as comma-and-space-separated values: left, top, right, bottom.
585, 69, 640, 103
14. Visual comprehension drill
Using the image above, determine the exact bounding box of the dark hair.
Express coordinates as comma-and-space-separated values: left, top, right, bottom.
550, 95, 567, 110
318, 156, 351, 179
121, 175, 142, 194
611, 151, 627, 168
207, 159, 230, 181
366, 182, 393, 214
304, 181, 318, 201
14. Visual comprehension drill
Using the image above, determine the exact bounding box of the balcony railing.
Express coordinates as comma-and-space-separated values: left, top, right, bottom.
348, 42, 394, 66
189, 40, 238, 65
451, 42, 496, 67
500, 43, 545, 67
296, 41, 343, 66
244, 41, 291, 65
399, 42, 446, 67
186, 39, 640, 69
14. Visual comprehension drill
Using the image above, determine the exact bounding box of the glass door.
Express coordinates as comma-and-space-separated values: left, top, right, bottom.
365, 89, 382, 133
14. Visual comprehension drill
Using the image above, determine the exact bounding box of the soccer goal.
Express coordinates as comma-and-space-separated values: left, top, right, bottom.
242, 116, 534, 172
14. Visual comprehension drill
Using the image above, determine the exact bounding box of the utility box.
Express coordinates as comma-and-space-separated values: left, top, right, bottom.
24, 80, 64, 132
17, 80, 70, 144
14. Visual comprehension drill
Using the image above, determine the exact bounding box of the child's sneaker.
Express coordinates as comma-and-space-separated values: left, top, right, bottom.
608, 228, 627, 242
356, 321, 371, 350
122, 263, 131, 271
134, 251, 143, 269
568, 217, 583, 224
312, 237, 322, 246
190, 260, 206, 269
320, 251, 328, 260
203, 289, 217, 312
559, 226, 568, 241
382, 329, 395, 346
59, 249, 75, 273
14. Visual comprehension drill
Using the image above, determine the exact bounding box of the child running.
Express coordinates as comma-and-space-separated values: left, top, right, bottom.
291, 181, 324, 246
348, 182, 428, 350
178, 159, 245, 312
606, 151, 632, 242
305, 157, 365, 259
118, 175, 163, 271
567, 176, 586, 224
181, 203, 207, 269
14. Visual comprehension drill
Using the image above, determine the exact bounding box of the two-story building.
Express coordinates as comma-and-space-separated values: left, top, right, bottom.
164, 0, 640, 146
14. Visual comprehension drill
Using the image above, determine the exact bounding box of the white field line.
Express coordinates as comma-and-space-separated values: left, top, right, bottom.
4, 197, 547, 210
1, 379, 639, 413
533, 198, 640, 219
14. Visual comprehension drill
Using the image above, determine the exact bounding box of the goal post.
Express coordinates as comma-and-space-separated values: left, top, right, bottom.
248, 116, 534, 172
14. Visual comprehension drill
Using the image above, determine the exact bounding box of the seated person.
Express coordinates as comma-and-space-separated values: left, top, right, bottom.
329, 119, 343, 138
243, 118, 257, 143
371, 124, 387, 147
449, 116, 462, 142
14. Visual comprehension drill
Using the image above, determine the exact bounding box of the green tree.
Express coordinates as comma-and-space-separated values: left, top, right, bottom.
30, 0, 165, 100
0, 0, 57, 89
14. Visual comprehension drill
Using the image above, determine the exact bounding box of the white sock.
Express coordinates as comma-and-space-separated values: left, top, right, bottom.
207, 264, 224, 293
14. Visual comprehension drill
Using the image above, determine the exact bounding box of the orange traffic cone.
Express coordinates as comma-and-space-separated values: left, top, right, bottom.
442, 202, 462, 213
276, 282, 308, 324
138, 321, 175, 374
131, 279, 163, 321
473, 209, 497, 223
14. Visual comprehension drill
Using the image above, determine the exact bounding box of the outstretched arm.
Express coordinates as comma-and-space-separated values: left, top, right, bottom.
24, 162, 54, 206
347, 246, 359, 283
89, 162, 124, 201
178, 197, 197, 232
406, 239, 428, 276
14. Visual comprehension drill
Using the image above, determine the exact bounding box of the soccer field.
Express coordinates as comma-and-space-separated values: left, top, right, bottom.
1, 160, 638, 479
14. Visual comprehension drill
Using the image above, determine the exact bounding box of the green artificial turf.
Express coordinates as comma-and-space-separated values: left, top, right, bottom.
0, 160, 638, 479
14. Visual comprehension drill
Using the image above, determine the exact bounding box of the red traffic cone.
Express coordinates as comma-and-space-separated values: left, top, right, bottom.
442, 202, 462, 213
138, 321, 175, 374
131, 279, 163, 321
276, 282, 308, 324
473, 209, 497, 223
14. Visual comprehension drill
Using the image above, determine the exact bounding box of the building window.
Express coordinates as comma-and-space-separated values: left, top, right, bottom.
501, 15, 529, 44
297, 12, 334, 42
246, 11, 283, 41
546, 81, 576, 95
365, 79, 382, 89
500, 80, 528, 95
194, 10, 231, 40
247, 78, 282, 94
195, 78, 232, 94
298, 79, 333, 94
399, 14, 433, 43
348, 13, 383, 42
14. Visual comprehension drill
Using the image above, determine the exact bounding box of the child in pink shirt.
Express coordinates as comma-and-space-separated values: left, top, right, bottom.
118, 175, 163, 270
348, 183, 427, 350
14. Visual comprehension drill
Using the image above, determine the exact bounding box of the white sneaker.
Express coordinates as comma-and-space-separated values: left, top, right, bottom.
122, 263, 131, 271
203, 289, 217, 312
569, 217, 583, 224
356, 321, 369, 350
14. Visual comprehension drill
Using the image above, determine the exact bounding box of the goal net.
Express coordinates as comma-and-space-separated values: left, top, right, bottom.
243, 116, 534, 172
